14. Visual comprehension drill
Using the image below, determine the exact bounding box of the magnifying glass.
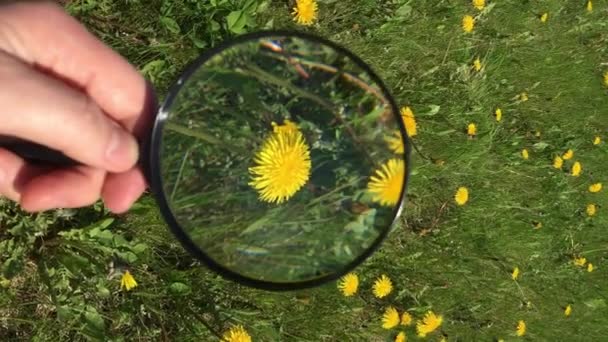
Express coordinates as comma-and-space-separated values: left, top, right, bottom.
0, 31, 410, 291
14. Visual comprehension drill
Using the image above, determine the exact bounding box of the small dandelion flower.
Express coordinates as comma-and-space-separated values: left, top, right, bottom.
512, 267, 520, 280
249, 120, 312, 204
401, 312, 413, 326
553, 156, 564, 169
593, 136, 601, 145
516, 320, 526, 337
367, 159, 405, 207
382, 307, 401, 329
589, 183, 603, 193
564, 304, 572, 317
540, 13, 548, 23
522, 149, 529, 160
520, 92, 529, 102
473, 0, 485, 10
495, 108, 503, 122
562, 149, 574, 160
440, 337, 447, 342
587, 204, 597, 217
338, 273, 359, 297
587, 0, 593, 12
604, 71, 608, 87
467, 123, 477, 137
416, 311, 443, 338
292, 0, 318, 26
401, 106, 417, 137
120, 270, 138, 291
462, 15, 475, 33
571, 161, 582, 177
574, 257, 587, 267
222, 325, 252, 342
588, 263, 594, 272
455, 187, 469, 206
473, 57, 482, 72
373, 274, 393, 298
395, 332, 407, 342
385, 131, 405, 154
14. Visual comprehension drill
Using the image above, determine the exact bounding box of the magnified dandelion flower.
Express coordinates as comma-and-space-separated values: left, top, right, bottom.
337, 273, 359, 297
416, 311, 443, 337
588, 263, 594, 272
120, 270, 138, 291
223, 325, 252, 342
564, 305, 572, 317
292, 0, 318, 26
395, 332, 407, 342
385, 130, 405, 154
249, 120, 311, 204
574, 257, 587, 267
522, 149, 529, 160
367, 159, 405, 207
512, 267, 520, 280
587, 204, 597, 217
495, 108, 502, 122
382, 306, 400, 329
571, 161, 582, 177
467, 123, 477, 137
540, 13, 548, 23
373, 274, 393, 298
593, 136, 601, 145
516, 320, 526, 336
562, 149, 574, 160
520, 92, 529, 102
473, 57, 482, 72
401, 312, 413, 326
587, 0, 593, 12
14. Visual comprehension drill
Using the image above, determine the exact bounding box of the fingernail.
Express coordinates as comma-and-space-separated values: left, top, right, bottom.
106, 128, 139, 169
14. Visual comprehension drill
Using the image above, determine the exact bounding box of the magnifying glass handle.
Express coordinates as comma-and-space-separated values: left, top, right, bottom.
0, 135, 79, 167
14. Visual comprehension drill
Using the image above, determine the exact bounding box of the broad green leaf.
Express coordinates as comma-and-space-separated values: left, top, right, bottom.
169, 282, 192, 296
160, 16, 180, 34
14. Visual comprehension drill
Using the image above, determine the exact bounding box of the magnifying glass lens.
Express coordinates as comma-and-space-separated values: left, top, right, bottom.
155, 33, 407, 286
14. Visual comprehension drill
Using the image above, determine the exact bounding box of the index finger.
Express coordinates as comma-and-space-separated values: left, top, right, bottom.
0, 1, 148, 122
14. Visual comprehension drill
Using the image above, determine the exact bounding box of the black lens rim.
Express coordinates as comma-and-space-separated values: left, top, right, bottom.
149, 30, 411, 291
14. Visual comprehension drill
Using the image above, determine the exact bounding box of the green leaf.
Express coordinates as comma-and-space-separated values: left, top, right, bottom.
169, 282, 191, 296
132, 243, 149, 255
226, 10, 248, 33
160, 16, 180, 34
57, 306, 72, 321
96, 284, 111, 299
84, 309, 105, 332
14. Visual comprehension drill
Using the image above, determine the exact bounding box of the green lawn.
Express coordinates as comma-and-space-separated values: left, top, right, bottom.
1, 0, 607, 341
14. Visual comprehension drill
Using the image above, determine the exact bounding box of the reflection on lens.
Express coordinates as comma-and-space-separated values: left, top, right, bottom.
158, 34, 407, 284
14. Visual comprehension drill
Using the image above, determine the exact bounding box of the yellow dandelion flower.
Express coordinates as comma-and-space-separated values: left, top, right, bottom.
401, 312, 413, 326
395, 332, 407, 342
589, 183, 603, 193
522, 149, 529, 160
367, 159, 405, 207
604, 71, 608, 87
462, 15, 475, 33
455, 187, 469, 206
564, 304, 572, 317
495, 108, 503, 122
574, 257, 587, 267
512, 267, 520, 280
473, 57, 482, 72
337, 273, 359, 297
571, 161, 582, 177
587, 204, 597, 217
385, 131, 405, 154
588, 263, 594, 272
553, 156, 563, 169
120, 270, 138, 291
593, 136, 601, 145
562, 149, 574, 160
382, 307, 401, 329
516, 320, 526, 337
401, 106, 418, 137
416, 311, 443, 338
520, 92, 529, 102
440, 338, 447, 342
222, 325, 252, 342
540, 13, 548, 23
587, 0, 593, 12
292, 0, 318, 26
467, 123, 477, 137
473, 0, 485, 10
249, 121, 311, 204
372, 274, 393, 298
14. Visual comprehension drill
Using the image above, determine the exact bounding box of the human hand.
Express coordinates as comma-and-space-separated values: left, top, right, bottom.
0, 1, 155, 213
